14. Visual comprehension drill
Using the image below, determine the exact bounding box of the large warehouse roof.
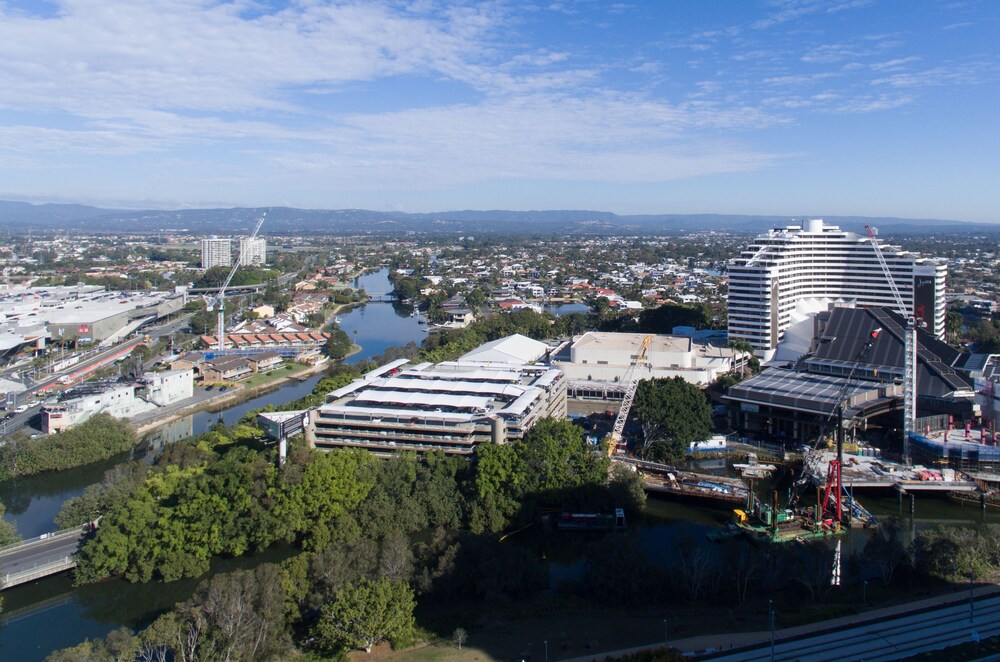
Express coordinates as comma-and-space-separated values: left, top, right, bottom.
457, 333, 548, 365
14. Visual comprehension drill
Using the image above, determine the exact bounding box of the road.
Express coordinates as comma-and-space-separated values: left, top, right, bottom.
700, 593, 1000, 661
0, 528, 88, 589
1, 337, 144, 438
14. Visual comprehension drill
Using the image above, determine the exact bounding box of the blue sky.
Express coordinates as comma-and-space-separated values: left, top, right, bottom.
0, 1, 996, 221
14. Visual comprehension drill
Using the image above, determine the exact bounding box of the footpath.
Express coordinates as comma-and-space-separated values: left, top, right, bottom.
562, 583, 1000, 661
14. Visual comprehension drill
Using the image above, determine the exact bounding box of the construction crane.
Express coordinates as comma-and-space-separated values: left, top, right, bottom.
607, 334, 652, 457
205, 210, 268, 352
818, 327, 882, 526
865, 225, 917, 466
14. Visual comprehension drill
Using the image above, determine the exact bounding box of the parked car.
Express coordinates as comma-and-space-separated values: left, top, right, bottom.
219, 386, 228, 392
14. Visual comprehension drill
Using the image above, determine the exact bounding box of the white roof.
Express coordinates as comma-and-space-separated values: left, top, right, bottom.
407, 367, 523, 382
457, 333, 548, 365
319, 404, 477, 423
499, 387, 542, 416
353, 390, 493, 410
379, 376, 525, 398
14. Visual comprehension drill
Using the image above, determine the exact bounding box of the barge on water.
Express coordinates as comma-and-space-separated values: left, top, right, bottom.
640, 470, 749, 506
732, 492, 845, 543
554, 509, 627, 531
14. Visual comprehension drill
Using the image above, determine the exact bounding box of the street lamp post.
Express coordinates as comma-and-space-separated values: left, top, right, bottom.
544, 639, 548, 662
663, 618, 668, 643
769, 599, 775, 662
863, 580, 868, 608
970, 573, 975, 622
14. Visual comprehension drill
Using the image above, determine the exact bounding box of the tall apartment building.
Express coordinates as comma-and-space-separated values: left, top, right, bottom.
238, 237, 267, 266
728, 219, 946, 354
200, 237, 232, 269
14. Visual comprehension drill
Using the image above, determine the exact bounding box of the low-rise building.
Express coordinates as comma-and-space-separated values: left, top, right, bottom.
201, 357, 252, 383
248, 352, 283, 373
42, 370, 193, 433
554, 332, 743, 388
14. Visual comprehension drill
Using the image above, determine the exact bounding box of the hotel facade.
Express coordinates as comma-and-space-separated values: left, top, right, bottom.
727, 219, 946, 354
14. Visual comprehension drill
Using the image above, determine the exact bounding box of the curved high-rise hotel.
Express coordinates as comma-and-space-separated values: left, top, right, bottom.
727, 219, 946, 354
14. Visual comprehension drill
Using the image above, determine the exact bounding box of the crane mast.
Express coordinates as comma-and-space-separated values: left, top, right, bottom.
206, 210, 268, 352
608, 334, 652, 457
865, 225, 916, 466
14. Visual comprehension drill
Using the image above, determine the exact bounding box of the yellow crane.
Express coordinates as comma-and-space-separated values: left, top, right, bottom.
607, 334, 652, 457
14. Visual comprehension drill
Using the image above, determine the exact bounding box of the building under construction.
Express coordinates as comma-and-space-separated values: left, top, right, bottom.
724, 305, 977, 453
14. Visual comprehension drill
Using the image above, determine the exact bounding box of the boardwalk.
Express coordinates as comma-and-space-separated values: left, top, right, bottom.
0, 526, 88, 589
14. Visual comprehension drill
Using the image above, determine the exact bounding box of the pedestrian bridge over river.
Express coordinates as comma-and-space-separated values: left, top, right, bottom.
0, 526, 89, 589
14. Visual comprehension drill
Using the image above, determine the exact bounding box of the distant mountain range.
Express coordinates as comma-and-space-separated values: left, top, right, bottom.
0, 199, 996, 236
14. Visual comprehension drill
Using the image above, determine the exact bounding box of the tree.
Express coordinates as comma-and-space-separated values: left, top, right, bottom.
636, 303, 712, 333
315, 577, 415, 653
970, 319, 1000, 353
607, 463, 646, 518
0, 501, 20, 546
186, 565, 290, 662
188, 309, 217, 336
325, 328, 353, 360
862, 516, 909, 586
632, 378, 712, 462
452, 628, 468, 651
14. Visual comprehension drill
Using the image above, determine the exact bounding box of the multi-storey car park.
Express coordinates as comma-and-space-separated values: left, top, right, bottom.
727, 219, 946, 356
305, 335, 568, 457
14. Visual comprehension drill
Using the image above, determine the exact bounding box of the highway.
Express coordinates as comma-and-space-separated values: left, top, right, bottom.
0, 527, 88, 589
703, 593, 1000, 661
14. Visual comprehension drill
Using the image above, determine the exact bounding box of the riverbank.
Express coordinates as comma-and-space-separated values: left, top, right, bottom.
132, 358, 335, 437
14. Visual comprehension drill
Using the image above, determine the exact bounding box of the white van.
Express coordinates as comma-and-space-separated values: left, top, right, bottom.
14, 404, 29, 413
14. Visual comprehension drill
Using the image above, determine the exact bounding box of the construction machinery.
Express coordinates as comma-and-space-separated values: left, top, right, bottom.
865, 225, 917, 466
607, 334, 652, 457
204, 210, 268, 352
791, 327, 883, 526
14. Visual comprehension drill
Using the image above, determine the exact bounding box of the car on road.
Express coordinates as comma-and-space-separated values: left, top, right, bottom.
2, 412, 14, 421
205, 385, 214, 391
219, 386, 228, 392
14, 404, 29, 413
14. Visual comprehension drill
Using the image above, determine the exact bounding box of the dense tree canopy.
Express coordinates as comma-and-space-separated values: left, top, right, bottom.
0, 501, 20, 546
0, 414, 136, 481
471, 418, 610, 533
315, 577, 415, 653
632, 377, 713, 462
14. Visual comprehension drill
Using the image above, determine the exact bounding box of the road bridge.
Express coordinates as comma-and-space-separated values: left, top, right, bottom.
0, 526, 88, 589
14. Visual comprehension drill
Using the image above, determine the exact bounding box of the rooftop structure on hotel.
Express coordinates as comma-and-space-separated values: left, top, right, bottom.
306, 334, 566, 456
728, 219, 946, 355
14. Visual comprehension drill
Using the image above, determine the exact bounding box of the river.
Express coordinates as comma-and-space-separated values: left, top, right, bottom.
0, 268, 426, 661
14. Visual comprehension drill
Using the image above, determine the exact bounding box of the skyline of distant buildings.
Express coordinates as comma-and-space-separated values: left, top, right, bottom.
200, 236, 267, 270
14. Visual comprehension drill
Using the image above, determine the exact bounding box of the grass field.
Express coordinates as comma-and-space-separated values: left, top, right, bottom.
240, 362, 310, 388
